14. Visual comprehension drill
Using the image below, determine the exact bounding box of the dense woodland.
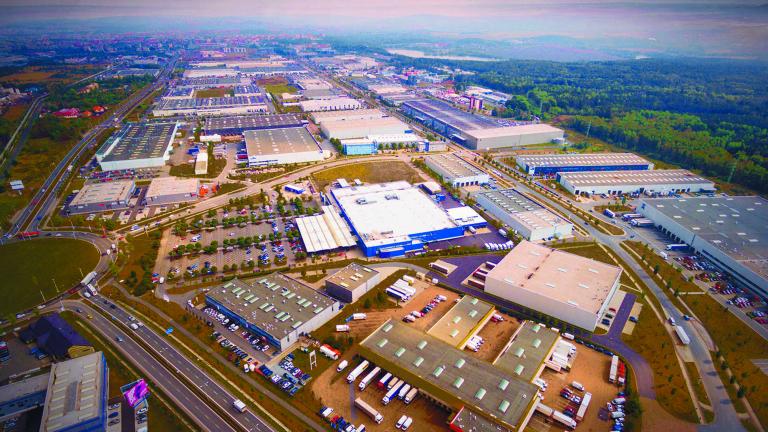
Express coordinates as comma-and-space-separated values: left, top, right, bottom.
391, 57, 768, 193
44, 74, 154, 112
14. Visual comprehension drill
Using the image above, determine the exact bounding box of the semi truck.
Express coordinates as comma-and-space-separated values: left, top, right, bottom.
358, 366, 381, 391
382, 380, 404, 405
81, 271, 98, 287
609, 355, 619, 383
617, 361, 626, 385
675, 325, 691, 345
320, 344, 340, 360
576, 392, 592, 421
354, 398, 383, 424
387, 377, 401, 391
666, 243, 689, 251
604, 209, 616, 218
347, 360, 370, 383
404, 387, 419, 404
630, 218, 654, 227
398, 383, 412, 400
352, 313, 367, 320
377, 372, 392, 389
621, 213, 642, 221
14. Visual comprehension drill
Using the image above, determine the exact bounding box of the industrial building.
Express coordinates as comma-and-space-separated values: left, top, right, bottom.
205, 275, 341, 351
331, 181, 465, 257
204, 114, 304, 136
485, 241, 622, 331
179, 76, 244, 87
96, 122, 179, 171
340, 133, 426, 155
295, 206, 357, 253
233, 84, 262, 97
144, 177, 200, 206
401, 99, 563, 150
164, 87, 195, 99
474, 188, 573, 241
492, 322, 560, 380
360, 320, 540, 430
182, 68, 238, 78
243, 127, 324, 166
195, 151, 208, 175
319, 117, 412, 140
638, 196, 768, 298
424, 153, 490, 187
67, 180, 135, 214
324, 263, 381, 303
427, 295, 494, 348
515, 153, 654, 176
299, 97, 362, 112
310, 109, 385, 123
153, 96, 268, 117
557, 169, 716, 196
20, 314, 95, 360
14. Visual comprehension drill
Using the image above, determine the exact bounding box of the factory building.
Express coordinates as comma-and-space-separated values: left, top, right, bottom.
164, 87, 195, 100
96, 122, 179, 171
492, 322, 560, 380
179, 76, 244, 88
204, 113, 304, 136
401, 99, 563, 149
319, 116, 412, 140
557, 169, 716, 196
638, 196, 768, 298
474, 188, 573, 241
182, 68, 238, 78
324, 263, 381, 303
299, 97, 362, 112
232, 84, 262, 97
205, 275, 341, 351
144, 177, 200, 206
310, 109, 385, 123
485, 241, 622, 331
331, 181, 466, 257
295, 206, 357, 253
243, 127, 324, 166
424, 153, 490, 187
515, 153, 654, 176
427, 295, 495, 349
68, 180, 135, 214
153, 96, 268, 117
340, 133, 427, 155
360, 320, 540, 431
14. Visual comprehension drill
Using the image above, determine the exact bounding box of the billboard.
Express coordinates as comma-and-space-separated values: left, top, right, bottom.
121, 379, 150, 408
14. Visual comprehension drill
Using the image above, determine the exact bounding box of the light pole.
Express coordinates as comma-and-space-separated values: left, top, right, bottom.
52, 278, 59, 294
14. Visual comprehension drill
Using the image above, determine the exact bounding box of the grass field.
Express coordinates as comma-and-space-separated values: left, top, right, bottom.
194, 87, 233, 98
0, 238, 99, 318
311, 160, 423, 191
0, 65, 101, 85
169, 154, 226, 178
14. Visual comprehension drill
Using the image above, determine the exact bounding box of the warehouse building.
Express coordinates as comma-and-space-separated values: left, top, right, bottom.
233, 84, 262, 97
638, 196, 768, 298
340, 133, 427, 155
299, 97, 362, 112
96, 122, 179, 171
401, 99, 562, 150
319, 116, 412, 140
485, 241, 622, 331
427, 296, 494, 349
557, 169, 716, 196
68, 180, 135, 214
324, 263, 381, 303
515, 153, 654, 176
295, 206, 357, 253
331, 181, 465, 257
493, 322, 560, 380
310, 109, 385, 123
164, 87, 195, 99
424, 153, 490, 187
474, 188, 573, 241
144, 177, 199, 206
153, 96, 268, 117
205, 276, 341, 351
243, 127, 324, 166
179, 76, 244, 87
204, 113, 303, 136
360, 320, 540, 430
183, 68, 238, 78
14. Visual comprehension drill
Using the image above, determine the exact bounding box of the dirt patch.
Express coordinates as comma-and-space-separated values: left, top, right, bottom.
311, 161, 425, 191
640, 397, 697, 432
470, 316, 521, 363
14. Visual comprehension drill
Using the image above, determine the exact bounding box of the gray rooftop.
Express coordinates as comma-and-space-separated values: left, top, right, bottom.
493, 322, 559, 381
641, 196, 768, 278
325, 263, 379, 291
425, 153, 486, 180
360, 319, 539, 429
475, 188, 544, 213
206, 275, 338, 339
244, 127, 320, 157
156, 95, 265, 110
516, 152, 652, 168
427, 295, 494, 346
70, 180, 134, 206
559, 169, 715, 188
99, 122, 177, 162
403, 99, 500, 132
40, 352, 106, 432
204, 114, 303, 134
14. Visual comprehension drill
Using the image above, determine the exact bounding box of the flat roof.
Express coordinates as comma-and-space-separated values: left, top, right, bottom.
233, 84, 261, 95
403, 99, 500, 132
427, 295, 494, 346
206, 275, 338, 339
204, 114, 303, 134
332, 181, 457, 248
487, 241, 622, 315
493, 322, 559, 381
244, 127, 320, 157
145, 177, 199, 198
464, 123, 562, 139
156, 95, 265, 110
475, 188, 570, 231
320, 117, 410, 134
559, 169, 715, 188
450, 406, 512, 432
179, 76, 242, 86
0, 373, 49, 417
641, 196, 768, 279
70, 180, 134, 206
295, 206, 356, 253
311, 109, 385, 123
299, 98, 362, 111
100, 122, 177, 162
165, 87, 194, 98
326, 263, 380, 290
40, 352, 105, 432
425, 153, 486, 179
516, 152, 651, 168
360, 320, 539, 429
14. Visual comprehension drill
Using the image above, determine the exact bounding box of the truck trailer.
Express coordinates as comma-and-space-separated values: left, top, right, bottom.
358, 366, 381, 390
354, 398, 383, 424
347, 360, 370, 383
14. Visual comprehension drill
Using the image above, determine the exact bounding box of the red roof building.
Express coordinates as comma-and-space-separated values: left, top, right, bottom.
52, 108, 80, 119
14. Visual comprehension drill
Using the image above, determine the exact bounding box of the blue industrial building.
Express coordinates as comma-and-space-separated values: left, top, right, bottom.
401, 99, 498, 147
204, 113, 304, 136
515, 153, 654, 176
342, 141, 377, 155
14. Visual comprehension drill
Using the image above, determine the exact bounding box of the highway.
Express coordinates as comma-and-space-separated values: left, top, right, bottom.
85, 294, 277, 432
59, 300, 238, 432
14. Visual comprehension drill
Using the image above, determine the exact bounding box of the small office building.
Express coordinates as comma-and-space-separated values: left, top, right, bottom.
144, 177, 200, 206
68, 180, 135, 214
324, 263, 381, 303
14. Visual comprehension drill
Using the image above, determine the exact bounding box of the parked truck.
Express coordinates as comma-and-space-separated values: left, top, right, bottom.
398, 383, 412, 400
674, 325, 691, 345
336, 324, 350, 332
347, 360, 370, 383
354, 398, 383, 424
383, 380, 404, 405
320, 344, 340, 360
387, 377, 400, 390
233, 399, 247, 413
358, 366, 381, 391
404, 387, 419, 404
617, 361, 626, 385
336, 360, 349, 373
666, 243, 689, 251
377, 372, 392, 390
609, 355, 619, 383
352, 313, 367, 321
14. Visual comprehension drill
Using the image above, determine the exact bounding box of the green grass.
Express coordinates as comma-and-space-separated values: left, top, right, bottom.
685, 362, 712, 408
0, 238, 99, 318
195, 87, 233, 98
169, 153, 226, 178
311, 160, 423, 191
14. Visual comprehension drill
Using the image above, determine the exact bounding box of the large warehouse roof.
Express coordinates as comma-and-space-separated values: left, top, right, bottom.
204, 114, 303, 134
40, 352, 105, 432
427, 295, 493, 346
320, 116, 410, 138
425, 153, 486, 179
475, 188, 543, 213
640, 196, 768, 279
244, 127, 320, 157
487, 241, 622, 315
403, 99, 499, 131
98, 122, 177, 163
559, 169, 714, 188
311, 109, 385, 123
517, 153, 652, 169
207, 275, 337, 339
70, 180, 134, 206
360, 320, 539, 430
295, 206, 356, 253
465, 123, 563, 139
156, 95, 265, 110
145, 177, 199, 199
493, 322, 559, 381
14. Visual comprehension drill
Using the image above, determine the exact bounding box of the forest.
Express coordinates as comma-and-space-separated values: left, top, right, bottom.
391, 56, 768, 193
44, 74, 154, 112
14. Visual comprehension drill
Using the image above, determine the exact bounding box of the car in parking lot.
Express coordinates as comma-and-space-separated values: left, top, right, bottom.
601, 318, 611, 326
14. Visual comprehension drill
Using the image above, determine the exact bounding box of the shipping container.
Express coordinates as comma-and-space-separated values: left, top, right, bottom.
359, 366, 381, 390
377, 372, 392, 389
354, 398, 383, 424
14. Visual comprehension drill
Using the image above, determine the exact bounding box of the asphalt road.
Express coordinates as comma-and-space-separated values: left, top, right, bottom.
60, 300, 237, 432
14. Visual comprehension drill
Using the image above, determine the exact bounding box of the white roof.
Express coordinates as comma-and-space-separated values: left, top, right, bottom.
146, 177, 199, 198
295, 206, 356, 253
446, 206, 486, 226
464, 124, 563, 139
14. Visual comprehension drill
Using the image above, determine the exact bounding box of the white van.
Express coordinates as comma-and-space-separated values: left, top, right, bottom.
337, 360, 349, 373
401, 417, 413, 430
571, 381, 585, 391
396, 415, 407, 429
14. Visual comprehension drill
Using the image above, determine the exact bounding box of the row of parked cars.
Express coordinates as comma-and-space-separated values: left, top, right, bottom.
402, 294, 446, 322
258, 353, 309, 397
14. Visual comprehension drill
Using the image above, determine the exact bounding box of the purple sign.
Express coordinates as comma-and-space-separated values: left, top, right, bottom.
122, 379, 150, 407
